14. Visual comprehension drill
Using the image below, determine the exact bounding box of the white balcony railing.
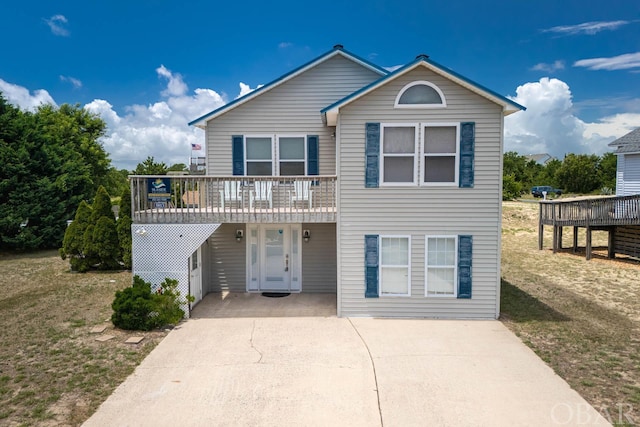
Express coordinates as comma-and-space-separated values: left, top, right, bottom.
130, 175, 337, 224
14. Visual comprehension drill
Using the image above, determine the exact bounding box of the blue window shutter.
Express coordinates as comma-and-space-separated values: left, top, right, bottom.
459, 122, 475, 188
307, 135, 319, 176
457, 235, 472, 299
365, 235, 379, 298
365, 123, 380, 188
232, 135, 244, 176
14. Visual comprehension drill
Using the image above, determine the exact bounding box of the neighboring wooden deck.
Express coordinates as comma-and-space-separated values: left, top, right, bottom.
538, 195, 640, 260
131, 175, 337, 224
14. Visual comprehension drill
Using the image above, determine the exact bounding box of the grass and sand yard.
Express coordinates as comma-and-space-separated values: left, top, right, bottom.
0, 200, 639, 425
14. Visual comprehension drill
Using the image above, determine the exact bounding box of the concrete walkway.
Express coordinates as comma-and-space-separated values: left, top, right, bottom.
84, 298, 610, 426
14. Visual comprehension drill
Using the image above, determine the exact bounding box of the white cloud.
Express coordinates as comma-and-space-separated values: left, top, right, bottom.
542, 20, 629, 35
574, 52, 640, 71
59, 75, 82, 88
504, 77, 634, 158
0, 79, 56, 110
156, 65, 188, 97
44, 14, 69, 36
531, 60, 565, 73
85, 68, 227, 170
236, 82, 263, 99
278, 42, 293, 49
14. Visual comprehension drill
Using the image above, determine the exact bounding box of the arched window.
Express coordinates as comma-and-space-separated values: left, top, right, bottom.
395, 81, 446, 108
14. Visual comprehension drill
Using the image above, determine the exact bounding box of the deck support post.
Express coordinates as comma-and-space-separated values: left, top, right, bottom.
538, 203, 544, 250
552, 225, 558, 253
608, 227, 616, 259
558, 226, 563, 250
586, 226, 592, 260
572, 226, 578, 253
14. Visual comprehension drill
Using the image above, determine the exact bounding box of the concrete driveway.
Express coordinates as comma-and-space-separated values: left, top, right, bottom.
84, 295, 610, 426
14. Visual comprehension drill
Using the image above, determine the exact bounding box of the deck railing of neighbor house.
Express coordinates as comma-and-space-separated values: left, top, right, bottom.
539, 195, 640, 227
130, 175, 337, 224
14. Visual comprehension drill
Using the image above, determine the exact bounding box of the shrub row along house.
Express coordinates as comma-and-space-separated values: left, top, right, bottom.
129, 45, 525, 318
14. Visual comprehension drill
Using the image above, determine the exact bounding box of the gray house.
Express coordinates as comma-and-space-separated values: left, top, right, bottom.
130, 45, 525, 319
609, 127, 640, 196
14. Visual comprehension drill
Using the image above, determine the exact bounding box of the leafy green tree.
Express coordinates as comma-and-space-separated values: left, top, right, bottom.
598, 152, 617, 190
104, 167, 130, 198
117, 186, 132, 270
168, 163, 188, 172
502, 173, 523, 200
89, 216, 121, 270
555, 154, 601, 193
535, 158, 561, 188
133, 156, 168, 175
60, 200, 93, 272
83, 186, 120, 269
0, 94, 110, 250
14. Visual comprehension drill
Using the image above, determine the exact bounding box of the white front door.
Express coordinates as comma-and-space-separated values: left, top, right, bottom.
189, 247, 202, 305
247, 224, 301, 292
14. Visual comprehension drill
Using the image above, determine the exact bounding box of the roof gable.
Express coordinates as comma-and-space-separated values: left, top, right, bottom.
322, 55, 525, 126
188, 46, 388, 128
608, 127, 640, 153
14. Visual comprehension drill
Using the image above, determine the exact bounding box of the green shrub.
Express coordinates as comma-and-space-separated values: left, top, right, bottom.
116, 216, 132, 270
111, 276, 192, 331
111, 276, 156, 331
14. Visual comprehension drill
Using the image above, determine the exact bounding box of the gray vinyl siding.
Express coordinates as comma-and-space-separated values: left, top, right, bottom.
337, 67, 504, 319
618, 154, 640, 196
301, 223, 337, 292
206, 223, 246, 293
206, 54, 381, 176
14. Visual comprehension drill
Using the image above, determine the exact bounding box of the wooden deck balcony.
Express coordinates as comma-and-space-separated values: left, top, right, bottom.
130, 175, 337, 224
538, 194, 640, 260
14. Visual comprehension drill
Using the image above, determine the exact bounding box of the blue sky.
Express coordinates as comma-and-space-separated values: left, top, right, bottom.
1, 0, 639, 169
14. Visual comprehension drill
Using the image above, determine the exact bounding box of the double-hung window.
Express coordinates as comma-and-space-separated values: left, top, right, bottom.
379, 236, 411, 296
421, 124, 459, 185
380, 124, 418, 185
278, 136, 306, 175
425, 236, 457, 297
245, 136, 273, 175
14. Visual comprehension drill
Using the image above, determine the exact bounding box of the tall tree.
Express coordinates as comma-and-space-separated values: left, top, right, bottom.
0, 94, 110, 250
133, 156, 168, 175
555, 154, 601, 193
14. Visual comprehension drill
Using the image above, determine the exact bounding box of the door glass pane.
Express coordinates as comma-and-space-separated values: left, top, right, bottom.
291, 228, 299, 283
424, 156, 455, 182
247, 161, 273, 175
250, 229, 258, 285
279, 137, 305, 160
384, 157, 414, 182
265, 229, 284, 282
246, 138, 272, 160
381, 267, 409, 294
191, 250, 198, 269
424, 127, 456, 153
280, 162, 305, 175
383, 127, 415, 153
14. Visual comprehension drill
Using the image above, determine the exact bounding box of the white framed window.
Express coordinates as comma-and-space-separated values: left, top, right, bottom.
380, 124, 418, 185
425, 236, 457, 297
379, 236, 411, 296
245, 136, 274, 176
421, 124, 459, 186
277, 136, 306, 176
394, 81, 446, 109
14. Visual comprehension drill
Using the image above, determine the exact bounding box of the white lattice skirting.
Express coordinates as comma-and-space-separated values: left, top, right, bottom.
131, 223, 221, 317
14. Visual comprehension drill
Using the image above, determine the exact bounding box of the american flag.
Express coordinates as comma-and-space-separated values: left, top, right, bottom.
191, 143, 202, 150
